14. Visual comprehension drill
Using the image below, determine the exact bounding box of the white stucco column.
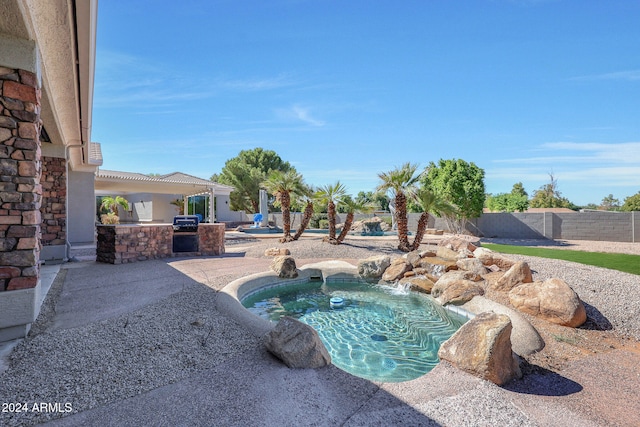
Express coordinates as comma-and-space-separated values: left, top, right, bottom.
183, 196, 188, 216
209, 189, 215, 222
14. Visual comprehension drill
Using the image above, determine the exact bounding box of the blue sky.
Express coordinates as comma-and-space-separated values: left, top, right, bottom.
92, 0, 640, 206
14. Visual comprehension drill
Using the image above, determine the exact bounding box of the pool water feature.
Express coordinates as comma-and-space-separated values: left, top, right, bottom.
241, 280, 467, 382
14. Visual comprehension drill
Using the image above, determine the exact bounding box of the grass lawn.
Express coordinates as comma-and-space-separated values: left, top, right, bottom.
482, 243, 640, 276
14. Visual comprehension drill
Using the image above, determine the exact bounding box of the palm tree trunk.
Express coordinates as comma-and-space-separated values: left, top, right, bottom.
293, 201, 314, 240
323, 201, 338, 244
395, 192, 411, 252
336, 212, 354, 244
327, 201, 337, 240
411, 212, 430, 251
279, 191, 294, 243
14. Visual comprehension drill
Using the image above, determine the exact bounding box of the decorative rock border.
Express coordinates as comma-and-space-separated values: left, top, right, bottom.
217, 258, 543, 385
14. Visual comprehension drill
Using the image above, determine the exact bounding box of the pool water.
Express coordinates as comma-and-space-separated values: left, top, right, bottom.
241, 280, 467, 382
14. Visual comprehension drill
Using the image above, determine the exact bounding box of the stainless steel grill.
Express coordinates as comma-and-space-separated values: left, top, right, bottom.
172, 215, 199, 232
172, 215, 199, 252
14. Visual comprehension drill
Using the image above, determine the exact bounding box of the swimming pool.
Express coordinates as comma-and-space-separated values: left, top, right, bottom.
241, 278, 467, 382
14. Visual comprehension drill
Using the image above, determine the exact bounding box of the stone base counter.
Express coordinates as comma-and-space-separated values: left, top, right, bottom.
96, 223, 225, 264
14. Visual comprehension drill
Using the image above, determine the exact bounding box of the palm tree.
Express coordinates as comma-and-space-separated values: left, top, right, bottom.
99, 195, 130, 225
316, 181, 347, 244
376, 163, 421, 252
335, 198, 373, 244
170, 198, 185, 215
292, 185, 316, 241
261, 170, 307, 243
410, 187, 456, 251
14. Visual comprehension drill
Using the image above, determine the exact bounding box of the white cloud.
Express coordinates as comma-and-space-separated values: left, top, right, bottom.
276, 105, 326, 127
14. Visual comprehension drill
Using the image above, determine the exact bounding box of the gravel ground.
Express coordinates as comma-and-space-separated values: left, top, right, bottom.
1, 234, 639, 426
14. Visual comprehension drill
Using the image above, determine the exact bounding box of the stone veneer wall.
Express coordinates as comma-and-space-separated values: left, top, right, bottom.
0, 67, 41, 291
40, 156, 66, 246
96, 223, 225, 264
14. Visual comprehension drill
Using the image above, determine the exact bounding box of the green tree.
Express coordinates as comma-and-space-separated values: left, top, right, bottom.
511, 182, 528, 197
621, 191, 640, 211
485, 193, 529, 212
315, 181, 347, 244
376, 163, 421, 252
355, 191, 389, 212
422, 159, 485, 231
215, 148, 294, 213
600, 194, 620, 211
261, 170, 307, 243
529, 173, 574, 209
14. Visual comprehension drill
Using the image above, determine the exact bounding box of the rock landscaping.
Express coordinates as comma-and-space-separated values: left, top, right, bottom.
263, 235, 588, 386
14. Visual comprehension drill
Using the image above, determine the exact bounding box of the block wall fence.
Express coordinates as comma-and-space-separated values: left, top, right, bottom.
268, 211, 640, 242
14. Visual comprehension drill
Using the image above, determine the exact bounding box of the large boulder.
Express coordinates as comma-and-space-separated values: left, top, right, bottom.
398, 275, 435, 294
473, 247, 516, 270
432, 276, 484, 305
438, 236, 480, 253
416, 257, 458, 278
381, 257, 411, 282
436, 246, 461, 261
491, 261, 533, 292
456, 258, 488, 277
264, 317, 331, 368
405, 250, 423, 268
438, 312, 522, 386
270, 256, 298, 278
509, 278, 587, 327
358, 255, 391, 279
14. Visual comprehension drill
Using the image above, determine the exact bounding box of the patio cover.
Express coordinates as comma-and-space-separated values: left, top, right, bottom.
95, 170, 233, 197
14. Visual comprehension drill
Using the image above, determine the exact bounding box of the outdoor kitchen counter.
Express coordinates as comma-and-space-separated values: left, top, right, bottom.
96, 223, 225, 264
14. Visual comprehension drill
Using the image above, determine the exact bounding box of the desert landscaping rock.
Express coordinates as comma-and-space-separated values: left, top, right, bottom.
438, 235, 480, 253
416, 256, 458, 277
492, 261, 533, 292
438, 311, 522, 386
456, 257, 488, 276
461, 296, 545, 356
473, 247, 516, 270
270, 255, 298, 278
398, 275, 435, 294
432, 278, 484, 305
381, 257, 411, 282
264, 316, 331, 369
509, 278, 587, 328
357, 255, 391, 279
436, 246, 460, 261
264, 247, 291, 256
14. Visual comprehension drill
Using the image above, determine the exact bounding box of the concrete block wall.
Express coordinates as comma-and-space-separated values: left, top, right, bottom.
554, 212, 635, 242
268, 211, 640, 242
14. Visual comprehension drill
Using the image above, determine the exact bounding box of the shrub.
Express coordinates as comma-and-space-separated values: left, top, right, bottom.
318, 219, 329, 229
310, 213, 328, 229
101, 213, 120, 224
